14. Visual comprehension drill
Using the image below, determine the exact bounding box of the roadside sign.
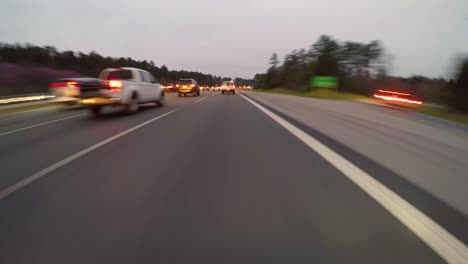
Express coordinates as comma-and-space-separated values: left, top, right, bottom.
311, 76, 338, 89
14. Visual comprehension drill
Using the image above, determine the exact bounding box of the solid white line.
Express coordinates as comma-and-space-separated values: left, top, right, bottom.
0, 108, 181, 201
193, 97, 208, 104
0, 113, 86, 137
237, 92, 468, 263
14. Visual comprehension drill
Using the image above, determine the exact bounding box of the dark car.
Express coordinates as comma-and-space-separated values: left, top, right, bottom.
49, 77, 104, 105
176, 79, 200, 97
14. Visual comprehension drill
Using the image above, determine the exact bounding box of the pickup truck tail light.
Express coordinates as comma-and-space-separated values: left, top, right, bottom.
107, 80, 122, 91
49, 81, 79, 89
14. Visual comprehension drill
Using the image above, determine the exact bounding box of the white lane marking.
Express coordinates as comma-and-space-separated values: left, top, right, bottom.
0, 113, 86, 137
237, 92, 468, 263
0, 115, 22, 122
193, 97, 208, 104
0, 108, 181, 201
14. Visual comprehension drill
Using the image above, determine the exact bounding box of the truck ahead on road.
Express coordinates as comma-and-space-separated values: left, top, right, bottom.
75, 67, 165, 115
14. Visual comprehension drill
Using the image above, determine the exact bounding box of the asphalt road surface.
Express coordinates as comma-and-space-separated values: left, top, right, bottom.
0, 91, 467, 263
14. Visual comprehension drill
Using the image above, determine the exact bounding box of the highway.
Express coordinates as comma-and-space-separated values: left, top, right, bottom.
0, 91, 467, 263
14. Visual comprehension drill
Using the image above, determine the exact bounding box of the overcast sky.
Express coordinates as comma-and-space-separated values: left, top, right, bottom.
1, 0, 467, 78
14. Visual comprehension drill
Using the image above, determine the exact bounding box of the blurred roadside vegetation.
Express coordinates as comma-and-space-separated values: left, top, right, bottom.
254, 35, 467, 114
0, 43, 254, 96
252, 88, 367, 101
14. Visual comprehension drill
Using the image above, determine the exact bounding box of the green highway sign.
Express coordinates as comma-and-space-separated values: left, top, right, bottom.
311, 76, 338, 89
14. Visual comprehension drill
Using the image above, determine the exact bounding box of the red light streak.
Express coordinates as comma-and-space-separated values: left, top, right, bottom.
50, 82, 78, 89
373, 94, 422, 105
378, 90, 410, 96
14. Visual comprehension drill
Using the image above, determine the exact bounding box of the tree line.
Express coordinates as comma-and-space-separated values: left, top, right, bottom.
254, 35, 385, 93
453, 59, 468, 112
0, 42, 247, 91
253, 35, 468, 111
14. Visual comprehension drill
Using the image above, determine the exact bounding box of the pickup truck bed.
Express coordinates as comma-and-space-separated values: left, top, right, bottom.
75, 67, 165, 115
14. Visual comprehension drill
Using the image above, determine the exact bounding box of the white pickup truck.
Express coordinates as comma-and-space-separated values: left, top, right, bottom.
76, 67, 165, 115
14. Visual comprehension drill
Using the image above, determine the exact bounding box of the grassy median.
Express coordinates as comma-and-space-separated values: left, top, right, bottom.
410, 106, 468, 126
251, 88, 368, 101
250, 88, 468, 126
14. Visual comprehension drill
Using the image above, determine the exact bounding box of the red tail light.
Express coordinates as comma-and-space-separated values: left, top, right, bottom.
49, 83, 63, 89
107, 80, 122, 91
67, 81, 78, 88
109, 80, 122, 88
176, 84, 180, 88
49, 81, 78, 89
191, 84, 195, 88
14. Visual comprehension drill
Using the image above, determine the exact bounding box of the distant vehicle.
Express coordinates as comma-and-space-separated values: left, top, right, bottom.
162, 83, 176, 92
176, 79, 200, 97
49, 78, 84, 104
213, 85, 221, 91
221, 80, 236, 94
76, 67, 165, 115
200, 85, 210, 91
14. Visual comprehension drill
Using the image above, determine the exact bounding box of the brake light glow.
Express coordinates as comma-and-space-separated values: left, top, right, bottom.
373, 94, 422, 105
176, 84, 180, 88
49, 81, 79, 89
191, 84, 195, 88
66, 81, 78, 88
109, 80, 122, 88
107, 80, 122, 92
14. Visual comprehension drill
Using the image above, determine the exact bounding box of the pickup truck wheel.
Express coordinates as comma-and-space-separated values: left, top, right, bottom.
156, 93, 165, 107
125, 96, 139, 114
178, 93, 182, 97
222, 91, 225, 94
